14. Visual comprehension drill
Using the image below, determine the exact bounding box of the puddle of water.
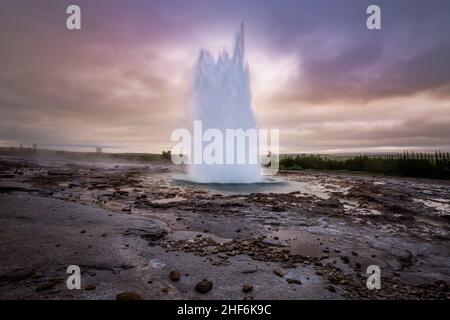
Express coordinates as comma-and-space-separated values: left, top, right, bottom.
267, 229, 330, 257
152, 196, 186, 204
172, 175, 286, 194
170, 175, 351, 200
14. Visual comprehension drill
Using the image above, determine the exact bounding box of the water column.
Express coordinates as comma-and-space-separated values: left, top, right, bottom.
188, 23, 262, 183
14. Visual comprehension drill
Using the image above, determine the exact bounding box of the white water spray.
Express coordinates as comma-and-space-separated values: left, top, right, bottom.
188, 23, 262, 183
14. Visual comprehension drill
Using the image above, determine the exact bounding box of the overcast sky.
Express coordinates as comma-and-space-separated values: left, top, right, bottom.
1, 0, 449, 153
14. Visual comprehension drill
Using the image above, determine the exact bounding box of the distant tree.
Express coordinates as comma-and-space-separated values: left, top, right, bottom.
162, 150, 172, 161
279, 151, 450, 180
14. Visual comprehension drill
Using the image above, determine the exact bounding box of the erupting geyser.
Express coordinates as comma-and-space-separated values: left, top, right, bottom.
187, 23, 263, 184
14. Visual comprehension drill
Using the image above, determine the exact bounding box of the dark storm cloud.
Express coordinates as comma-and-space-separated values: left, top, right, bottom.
0, 0, 449, 152
248, 0, 450, 103
277, 39, 450, 104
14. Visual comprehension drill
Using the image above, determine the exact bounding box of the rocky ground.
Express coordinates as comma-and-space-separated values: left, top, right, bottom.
0, 152, 449, 300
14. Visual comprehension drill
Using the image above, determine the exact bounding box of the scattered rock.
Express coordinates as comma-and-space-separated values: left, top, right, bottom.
286, 278, 302, 285
85, 283, 96, 291
116, 292, 142, 300
242, 284, 253, 293
242, 269, 258, 274
340, 256, 350, 264
169, 271, 181, 281
195, 279, 213, 294
35, 283, 55, 292
121, 207, 132, 213
273, 268, 285, 277
35, 279, 62, 292
326, 285, 336, 293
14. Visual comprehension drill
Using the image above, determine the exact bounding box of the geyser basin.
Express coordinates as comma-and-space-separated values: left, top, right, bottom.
185, 23, 265, 184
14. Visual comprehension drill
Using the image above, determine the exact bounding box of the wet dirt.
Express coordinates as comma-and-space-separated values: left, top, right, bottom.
0, 153, 449, 299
